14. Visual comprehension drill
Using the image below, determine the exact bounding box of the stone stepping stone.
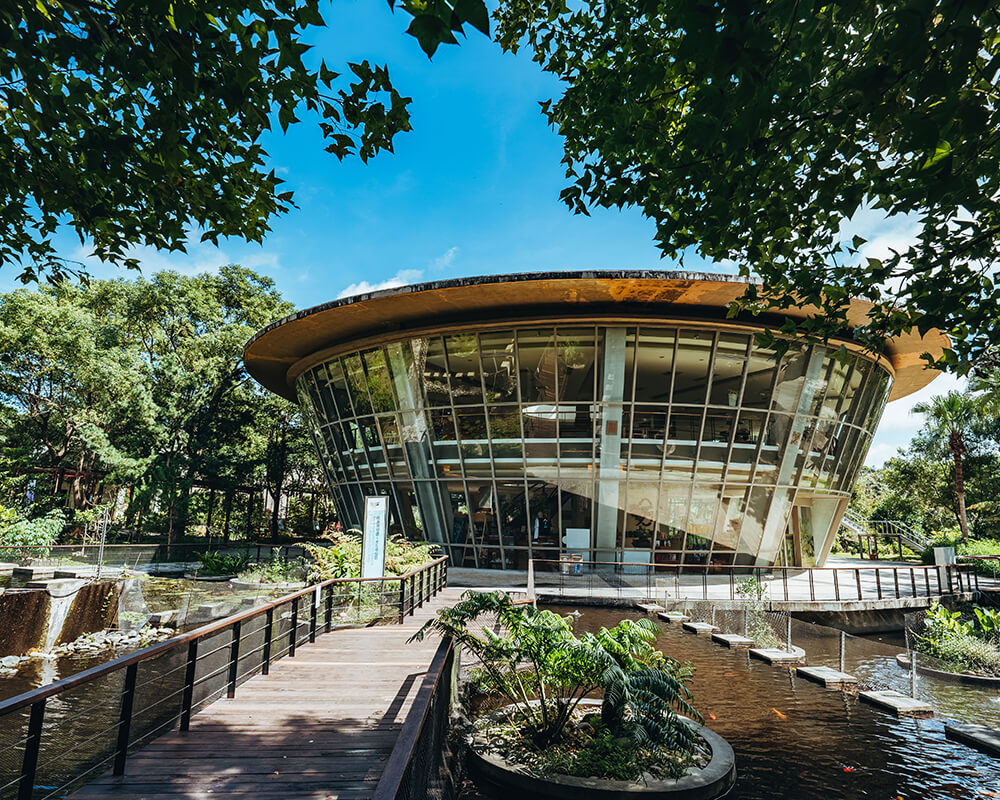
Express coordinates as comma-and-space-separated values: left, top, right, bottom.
749, 646, 806, 664
712, 633, 754, 648
797, 665, 857, 687
682, 621, 719, 634
657, 611, 690, 623
859, 689, 932, 717
635, 602, 665, 613
945, 722, 1000, 756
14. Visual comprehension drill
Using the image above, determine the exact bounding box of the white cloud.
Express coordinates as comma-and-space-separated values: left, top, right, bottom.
432, 246, 459, 271
336, 268, 424, 299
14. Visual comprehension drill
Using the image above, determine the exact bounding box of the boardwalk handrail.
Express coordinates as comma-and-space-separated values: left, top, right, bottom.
0, 555, 448, 800
526, 558, 979, 604
374, 636, 455, 800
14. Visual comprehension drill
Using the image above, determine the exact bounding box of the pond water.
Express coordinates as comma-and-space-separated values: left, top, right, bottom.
462, 605, 1000, 800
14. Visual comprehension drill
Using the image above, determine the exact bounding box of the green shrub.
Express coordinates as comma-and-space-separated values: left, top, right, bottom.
0, 507, 65, 549
197, 550, 253, 576
913, 602, 1000, 676
237, 548, 309, 583
305, 533, 434, 581
414, 591, 700, 763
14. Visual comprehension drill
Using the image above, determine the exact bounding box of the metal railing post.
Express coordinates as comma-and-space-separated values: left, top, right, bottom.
785, 613, 792, 652
290, 598, 299, 656
227, 621, 241, 699
180, 639, 199, 731
262, 609, 273, 675
839, 630, 846, 674
418, 568, 425, 609
875, 569, 882, 600
910, 649, 917, 698
893, 569, 900, 599
18, 699, 46, 800
926, 568, 933, 597
113, 663, 138, 775
409, 574, 416, 616
702, 570, 707, 601
855, 569, 862, 600
782, 569, 789, 601
910, 568, 917, 597
398, 579, 406, 624
729, 570, 734, 601
325, 586, 333, 632
833, 569, 840, 601
310, 589, 318, 644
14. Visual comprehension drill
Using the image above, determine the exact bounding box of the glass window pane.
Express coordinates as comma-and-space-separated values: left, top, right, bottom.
708, 333, 750, 406
672, 330, 714, 404
517, 329, 558, 403
413, 337, 452, 407
455, 407, 491, 474
559, 403, 595, 464
342, 354, 372, 416
633, 329, 675, 403
326, 358, 354, 417
557, 328, 597, 401
430, 409, 460, 478
479, 330, 519, 403
362, 348, 396, 413
743, 342, 781, 409
445, 333, 484, 406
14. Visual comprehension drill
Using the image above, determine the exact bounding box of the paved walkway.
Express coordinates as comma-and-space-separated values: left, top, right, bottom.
452, 559, 990, 607
71, 589, 460, 800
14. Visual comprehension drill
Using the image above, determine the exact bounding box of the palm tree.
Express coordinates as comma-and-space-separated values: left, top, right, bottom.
913, 392, 977, 540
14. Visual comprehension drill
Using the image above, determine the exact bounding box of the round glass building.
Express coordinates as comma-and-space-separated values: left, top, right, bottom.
245, 272, 943, 570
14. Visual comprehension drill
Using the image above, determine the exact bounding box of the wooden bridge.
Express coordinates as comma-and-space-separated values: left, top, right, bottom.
1, 560, 456, 800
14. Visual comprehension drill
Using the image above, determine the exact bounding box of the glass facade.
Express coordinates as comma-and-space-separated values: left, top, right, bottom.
295, 324, 891, 570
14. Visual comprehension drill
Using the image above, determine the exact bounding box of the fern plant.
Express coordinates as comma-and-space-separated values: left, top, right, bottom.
411, 592, 701, 756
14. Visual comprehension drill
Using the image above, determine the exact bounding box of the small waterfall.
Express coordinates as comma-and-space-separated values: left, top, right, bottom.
44, 593, 75, 651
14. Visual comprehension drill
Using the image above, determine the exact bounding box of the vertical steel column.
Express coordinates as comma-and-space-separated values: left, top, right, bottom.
113, 663, 138, 775
18, 699, 46, 800
179, 639, 199, 731
227, 622, 241, 699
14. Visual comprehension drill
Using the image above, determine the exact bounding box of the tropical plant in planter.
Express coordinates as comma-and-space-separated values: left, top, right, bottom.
411, 592, 702, 777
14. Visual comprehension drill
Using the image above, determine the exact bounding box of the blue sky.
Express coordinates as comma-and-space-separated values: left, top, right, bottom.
5, 0, 953, 465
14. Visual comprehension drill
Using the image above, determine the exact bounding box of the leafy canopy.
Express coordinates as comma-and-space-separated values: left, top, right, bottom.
0, 0, 483, 282
494, 0, 1000, 372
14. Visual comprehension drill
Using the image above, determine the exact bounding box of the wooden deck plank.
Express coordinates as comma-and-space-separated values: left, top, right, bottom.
70, 589, 458, 800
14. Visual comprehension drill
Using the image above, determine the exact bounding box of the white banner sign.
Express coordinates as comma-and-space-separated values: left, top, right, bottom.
362, 496, 389, 580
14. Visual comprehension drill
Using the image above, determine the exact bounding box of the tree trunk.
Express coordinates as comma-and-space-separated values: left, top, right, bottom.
950, 430, 970, 541
222, 489, 234, 543
205, 489, 216, 537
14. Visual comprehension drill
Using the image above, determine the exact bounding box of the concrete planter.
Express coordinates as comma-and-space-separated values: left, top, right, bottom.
469, 703, 736, 800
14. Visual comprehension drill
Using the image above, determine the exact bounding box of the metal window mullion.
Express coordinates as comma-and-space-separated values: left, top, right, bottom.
513, 329, 534, 563
444, 337, 479, 568
476, 332, 507, 569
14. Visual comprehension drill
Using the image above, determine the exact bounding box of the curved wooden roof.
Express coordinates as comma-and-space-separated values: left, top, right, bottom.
245, 271, 946, 403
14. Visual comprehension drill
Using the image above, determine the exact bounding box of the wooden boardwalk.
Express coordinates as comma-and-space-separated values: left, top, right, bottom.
72, 588, 461, 799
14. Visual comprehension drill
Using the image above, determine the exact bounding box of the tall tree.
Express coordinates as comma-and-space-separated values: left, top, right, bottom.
913, 391, 979, 540
494, 0, 1000, 371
